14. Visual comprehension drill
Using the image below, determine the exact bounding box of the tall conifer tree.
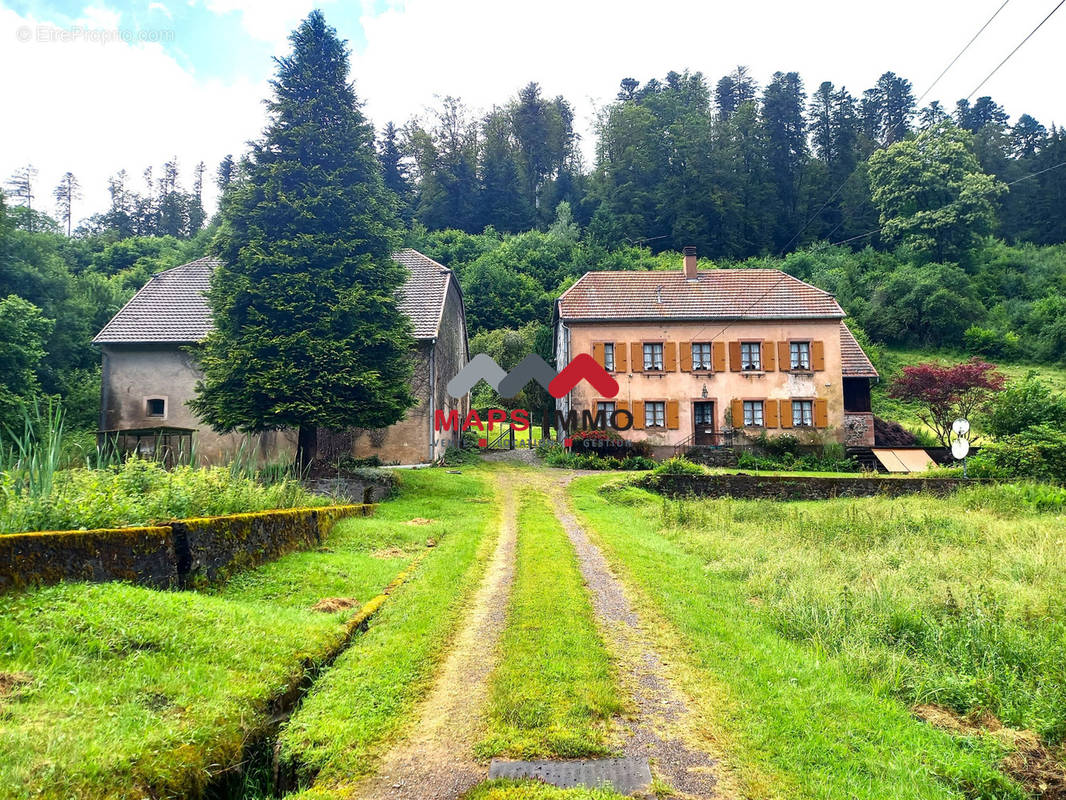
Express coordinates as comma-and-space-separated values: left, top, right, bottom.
193, 11, 413, 465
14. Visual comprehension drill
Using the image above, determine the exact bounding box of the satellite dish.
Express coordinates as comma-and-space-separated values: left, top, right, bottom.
952, 418, 970, 436
951, 438, 970, 460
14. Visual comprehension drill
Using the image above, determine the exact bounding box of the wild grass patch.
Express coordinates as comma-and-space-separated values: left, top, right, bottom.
571, 476, 1032, 800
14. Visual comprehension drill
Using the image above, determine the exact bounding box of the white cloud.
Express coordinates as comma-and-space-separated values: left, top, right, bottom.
148, 2, 174, 21
0, 5, 268, 228
199, 0, 316, 47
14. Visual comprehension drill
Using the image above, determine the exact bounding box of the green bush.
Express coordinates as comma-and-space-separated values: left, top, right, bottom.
651, 457, 706, 476
0, 457, 327, 534
967, 425, 1066, 484
983, 373, 1066, 438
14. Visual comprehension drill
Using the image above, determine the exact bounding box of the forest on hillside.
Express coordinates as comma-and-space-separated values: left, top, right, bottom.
3, 66, 1066, 431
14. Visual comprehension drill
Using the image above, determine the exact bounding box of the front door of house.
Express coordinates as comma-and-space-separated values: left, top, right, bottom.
693, 402, 716, 445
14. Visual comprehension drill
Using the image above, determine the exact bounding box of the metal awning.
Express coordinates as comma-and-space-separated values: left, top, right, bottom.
871, 448, 935, 473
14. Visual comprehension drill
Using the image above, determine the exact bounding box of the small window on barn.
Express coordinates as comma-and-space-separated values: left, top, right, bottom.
146, 398, 166, 418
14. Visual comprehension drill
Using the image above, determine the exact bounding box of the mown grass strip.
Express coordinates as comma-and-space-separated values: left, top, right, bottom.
276, 467, 498, 788
568, 476, 1025, 800
476, 484, 622, 760
0, 468, 483, 800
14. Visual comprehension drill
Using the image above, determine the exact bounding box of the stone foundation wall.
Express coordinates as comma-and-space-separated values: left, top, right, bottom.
0, 504, 372, 593
642, 473, 976, 501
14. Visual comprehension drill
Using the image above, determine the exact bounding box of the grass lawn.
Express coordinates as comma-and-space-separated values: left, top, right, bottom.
0, 467, 490, 800
567, 475, 1065, 800
274, 466, 498, 791
476, 483, 622, 759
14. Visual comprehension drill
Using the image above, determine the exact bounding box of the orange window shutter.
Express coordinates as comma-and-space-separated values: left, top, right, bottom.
814, 397, 829, 428
728, 341, 742, 371
712, 341, 727, 372
664, 342, 677, 371
812, 340, 825, 371
778, 341, 790, 371
592, 342, 605, 368
680, 341, 692, 371
666, 400, 680, 429
780, 399, 793, 428
632, 400, 645, 429
615, 399, 629, 414
631, 342, 643, 372
730, 398, 743, 427
763, 341, 776, 371
764, 398, 779, 428
615, 342, 628, 372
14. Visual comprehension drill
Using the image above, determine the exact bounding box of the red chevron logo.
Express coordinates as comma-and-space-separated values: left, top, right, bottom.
548, 353, 619, 399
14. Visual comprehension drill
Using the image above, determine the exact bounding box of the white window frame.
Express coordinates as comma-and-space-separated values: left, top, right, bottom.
643, 342, 664, 371
740, 341, 762, 371
743, 400, 764, 427
691, 342, 713, 371
790, 341, 811, 370
792, 400, 814, 427
645, 401, 666, 428
603, 343, 615, 372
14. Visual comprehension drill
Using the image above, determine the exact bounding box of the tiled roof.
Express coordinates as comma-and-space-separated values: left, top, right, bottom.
557, 269, 845, 321
839, 321, 878, 378
93, 256, 219, 344
93, 248, 454, 344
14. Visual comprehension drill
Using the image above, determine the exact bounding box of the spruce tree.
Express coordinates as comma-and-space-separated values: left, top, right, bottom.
192, 10, 413, 465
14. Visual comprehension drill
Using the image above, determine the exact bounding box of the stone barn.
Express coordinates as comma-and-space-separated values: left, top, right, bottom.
94, 248, 469, 465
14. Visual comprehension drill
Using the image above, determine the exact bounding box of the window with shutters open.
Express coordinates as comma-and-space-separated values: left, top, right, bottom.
792, 400, 814, 427
644, 401, 666, 428
743, 400, 764, 427
740, 342, 761, 371
603, 343, 615, 372
790, 341, 811, 370
691, 342, 713, 370
643, 343, 664, 371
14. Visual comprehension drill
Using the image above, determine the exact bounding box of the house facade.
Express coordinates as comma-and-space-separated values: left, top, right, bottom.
94, 248, 468, 465
554, 249, 878, 454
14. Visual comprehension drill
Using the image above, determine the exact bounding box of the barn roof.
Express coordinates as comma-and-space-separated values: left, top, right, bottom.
839, 321, 879, 378
93, 248, 455, 344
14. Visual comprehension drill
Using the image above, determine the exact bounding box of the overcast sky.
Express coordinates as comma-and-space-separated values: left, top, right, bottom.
2, 0, 1064, 228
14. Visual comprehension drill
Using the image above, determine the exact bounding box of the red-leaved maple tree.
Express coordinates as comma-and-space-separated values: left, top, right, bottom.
888, 359, 1006, 445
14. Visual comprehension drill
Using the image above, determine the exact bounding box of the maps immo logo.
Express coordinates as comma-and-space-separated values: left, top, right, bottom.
437, 353, 629, 447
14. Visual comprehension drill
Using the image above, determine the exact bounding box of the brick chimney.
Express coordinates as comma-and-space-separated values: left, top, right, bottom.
683, 246, 698, 280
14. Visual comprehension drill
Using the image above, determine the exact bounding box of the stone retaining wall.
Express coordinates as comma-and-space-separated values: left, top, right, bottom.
642, 473, 975, 501
0, 504, 372, 593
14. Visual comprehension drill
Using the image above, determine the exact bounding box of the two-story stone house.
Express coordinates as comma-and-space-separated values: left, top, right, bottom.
553, 249, 878, 454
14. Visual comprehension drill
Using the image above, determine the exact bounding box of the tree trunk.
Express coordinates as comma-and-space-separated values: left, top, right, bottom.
297, 425, 318, 471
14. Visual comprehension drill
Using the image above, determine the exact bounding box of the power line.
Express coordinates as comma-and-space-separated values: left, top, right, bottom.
687, 156, 1066, 348
777, 0, 1015, 256
919, 0, 1012, 104
966, 0, 1066, 100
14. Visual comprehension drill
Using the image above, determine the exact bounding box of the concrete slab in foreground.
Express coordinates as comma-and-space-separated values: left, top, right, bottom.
488, 757, 652, 794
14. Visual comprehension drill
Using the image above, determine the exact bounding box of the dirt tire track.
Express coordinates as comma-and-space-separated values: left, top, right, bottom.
352, 475, 518, 800
544, 472, 724, 799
